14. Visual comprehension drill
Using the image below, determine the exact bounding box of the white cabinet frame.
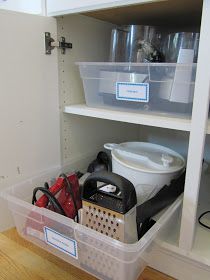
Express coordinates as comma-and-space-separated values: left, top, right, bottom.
46, 0, 159, 16
2, 0, 210, 265
179, 0, 210, 251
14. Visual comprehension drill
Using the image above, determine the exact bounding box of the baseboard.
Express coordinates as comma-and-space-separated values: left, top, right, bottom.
147, 243, 210, 280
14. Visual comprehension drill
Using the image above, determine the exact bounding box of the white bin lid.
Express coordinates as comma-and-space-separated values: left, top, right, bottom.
111, 142, 185, 174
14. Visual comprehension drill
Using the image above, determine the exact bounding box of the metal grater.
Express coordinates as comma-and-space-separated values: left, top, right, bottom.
81, 171, 138, 243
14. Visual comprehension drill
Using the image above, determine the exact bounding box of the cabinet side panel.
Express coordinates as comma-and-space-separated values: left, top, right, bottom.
0, 11, 60, 230
57, 14, 139, 168
179, 0, 210, 251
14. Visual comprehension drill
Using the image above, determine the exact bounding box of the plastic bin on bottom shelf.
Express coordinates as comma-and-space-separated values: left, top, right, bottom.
77, 62, 197, 116
0, 168, 182, 280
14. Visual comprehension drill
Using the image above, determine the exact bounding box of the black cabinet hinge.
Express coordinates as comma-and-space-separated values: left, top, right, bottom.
45, 32, 72, 55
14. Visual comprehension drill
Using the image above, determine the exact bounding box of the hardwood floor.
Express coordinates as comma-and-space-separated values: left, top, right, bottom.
139, 267, 175, 280
0, 228, 175, 280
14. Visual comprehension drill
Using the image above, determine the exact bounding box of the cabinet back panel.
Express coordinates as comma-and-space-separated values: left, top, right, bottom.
57, 14, 140, 166
139, 126, 189, 158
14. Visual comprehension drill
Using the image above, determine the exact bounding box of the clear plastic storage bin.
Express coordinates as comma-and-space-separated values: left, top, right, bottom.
77, 62, 197, 115
1, 168, 182, 280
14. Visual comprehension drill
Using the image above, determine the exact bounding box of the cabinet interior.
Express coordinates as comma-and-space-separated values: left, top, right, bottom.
56, 3, 210, 256
57, 14, 139, 168
57, 7, 202, 167
192, 135, 210, 259
0, 0, 209, 271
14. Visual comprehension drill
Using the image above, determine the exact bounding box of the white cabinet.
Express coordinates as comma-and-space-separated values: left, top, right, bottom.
0, 0, 43, 14
1, 0, 210, 279
0, 10, 59, 229
46, 0, 157, 16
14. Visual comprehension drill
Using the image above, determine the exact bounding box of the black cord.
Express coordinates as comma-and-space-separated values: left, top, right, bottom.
137, 218, 156, 240
59, 173, 79, 223
75, 171, 84, 179
198, 211, 210, 230
32, 187, 67, 217
44, 182, 50, 189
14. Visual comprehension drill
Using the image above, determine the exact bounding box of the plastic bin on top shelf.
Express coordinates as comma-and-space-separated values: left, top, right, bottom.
0, 168, 182, 280
76, 62, 197, 116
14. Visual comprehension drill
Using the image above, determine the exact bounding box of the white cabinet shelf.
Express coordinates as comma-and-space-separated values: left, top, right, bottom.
64, 104, 192, 132
64, 105, 210, 134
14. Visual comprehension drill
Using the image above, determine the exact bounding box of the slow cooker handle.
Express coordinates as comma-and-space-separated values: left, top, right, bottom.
104, 143, 118, 151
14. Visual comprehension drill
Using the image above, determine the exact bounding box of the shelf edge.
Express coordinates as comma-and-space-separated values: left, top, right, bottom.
64, 104, 191, 132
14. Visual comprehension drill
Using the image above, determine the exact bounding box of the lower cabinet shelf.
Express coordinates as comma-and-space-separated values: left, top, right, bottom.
64, 104, 192, 132
64, 104, 210, 134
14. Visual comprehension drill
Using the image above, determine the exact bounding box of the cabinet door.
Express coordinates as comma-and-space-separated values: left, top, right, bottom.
0, 0, 43, 14
0, 10, 60, 230
47, 0, 158, 16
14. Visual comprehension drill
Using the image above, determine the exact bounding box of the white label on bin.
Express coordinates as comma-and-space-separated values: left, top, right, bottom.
44, 227, 78, 259
116, 82, 149, 102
